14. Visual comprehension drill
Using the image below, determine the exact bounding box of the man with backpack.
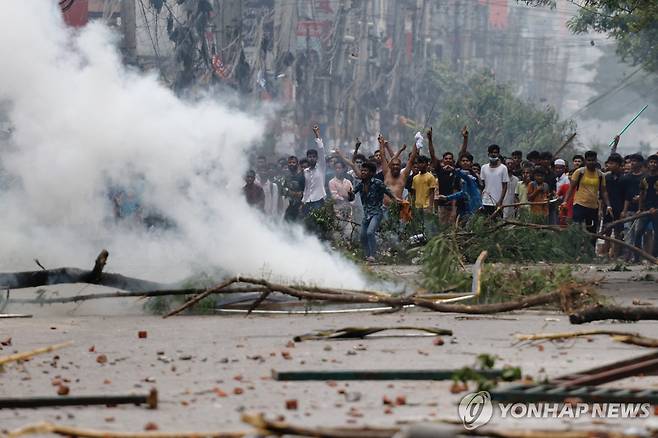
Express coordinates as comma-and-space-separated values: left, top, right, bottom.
562, 150, 613, 234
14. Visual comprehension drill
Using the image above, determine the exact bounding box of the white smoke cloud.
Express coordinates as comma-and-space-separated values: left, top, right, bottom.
0, 1, 366, 288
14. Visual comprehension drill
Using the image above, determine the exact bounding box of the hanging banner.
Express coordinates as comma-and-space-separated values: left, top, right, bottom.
61, 0, 89, 28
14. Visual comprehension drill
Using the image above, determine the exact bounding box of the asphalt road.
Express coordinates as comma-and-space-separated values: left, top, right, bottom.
1, 265, 658, 435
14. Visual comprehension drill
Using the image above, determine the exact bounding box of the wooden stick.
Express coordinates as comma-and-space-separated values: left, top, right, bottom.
242, 413, 397, 438
489, 201, 557, 219
9, 286, 271, 305
0, 341, 73, 366
0, 388, 158, 409
272, 368, 507, 381
245, 289, 272, 316
515, 329, 639, 342
593, 233, 658, 265
502, 220, 658, 264
85, 249, 109, 283
162, 277, 241, 318
612, 334, 658, 348
499, 200, 553, 209
502, 220, 561, 230
8, 422, 248, 438
601, 210, 654, 232
552, 132, 577, 157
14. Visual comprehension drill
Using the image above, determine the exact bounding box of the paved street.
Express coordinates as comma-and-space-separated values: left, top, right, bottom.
2, 265, 658, 435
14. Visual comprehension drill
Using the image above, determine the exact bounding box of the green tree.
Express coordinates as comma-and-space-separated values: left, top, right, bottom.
427, 65, 576, 161
527, 1, 658, 74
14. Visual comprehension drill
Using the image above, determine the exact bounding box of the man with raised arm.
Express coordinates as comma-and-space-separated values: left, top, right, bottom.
427, 126, 468, 223
378, 135, 418, 205
301, 125, 327, 216
348, 161, 403, 263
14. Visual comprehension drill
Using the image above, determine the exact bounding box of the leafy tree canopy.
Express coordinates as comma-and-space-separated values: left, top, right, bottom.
426, 65, 576, 161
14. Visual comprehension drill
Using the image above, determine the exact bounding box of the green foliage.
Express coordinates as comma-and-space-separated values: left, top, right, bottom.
420, 217, 593, 303
457, 216, 594, 264
420, 237, 471, 292
427, 65, 576, 161
452, 354, 522, 392
479, 265, 579, 304
304, 200, 340, 241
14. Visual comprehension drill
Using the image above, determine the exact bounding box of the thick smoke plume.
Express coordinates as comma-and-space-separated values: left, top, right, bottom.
0, 1, 365, 288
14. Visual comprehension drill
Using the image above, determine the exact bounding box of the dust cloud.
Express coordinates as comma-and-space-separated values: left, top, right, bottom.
0, 1, 365, 289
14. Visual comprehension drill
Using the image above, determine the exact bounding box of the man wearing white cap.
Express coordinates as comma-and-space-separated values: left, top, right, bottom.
554, 159, 569, 193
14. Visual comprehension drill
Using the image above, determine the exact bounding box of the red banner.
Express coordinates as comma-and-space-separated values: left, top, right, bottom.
62, 0, 89, 27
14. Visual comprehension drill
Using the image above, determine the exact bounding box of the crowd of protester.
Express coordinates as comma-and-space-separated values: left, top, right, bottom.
244, 125, 658, 263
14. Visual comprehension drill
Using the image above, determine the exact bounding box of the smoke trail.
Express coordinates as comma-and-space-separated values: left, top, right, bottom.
0, 1, 366, 288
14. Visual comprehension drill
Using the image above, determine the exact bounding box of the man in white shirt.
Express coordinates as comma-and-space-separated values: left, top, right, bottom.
302, 125, 327, 215
480, 144, 509, 216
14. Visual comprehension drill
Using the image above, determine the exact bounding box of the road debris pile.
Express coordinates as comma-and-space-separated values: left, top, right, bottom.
2, 250, 602, 320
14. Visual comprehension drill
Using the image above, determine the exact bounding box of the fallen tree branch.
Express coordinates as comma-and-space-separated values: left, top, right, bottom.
593, 233, 658, 265
490, 200, 559, 218
3, 249, 586, 318
8, 422, 247, 438
87, 249, 109, 283
515, 329, 639, 342
0, 341, 73, 366
0, 249, 167, 292
602, 210, 655, 232
570, 304, 658, 324
612, 334, 658, 348
165, 252, 488, 317
166, 275, 588, 318
502, 220, 658, 265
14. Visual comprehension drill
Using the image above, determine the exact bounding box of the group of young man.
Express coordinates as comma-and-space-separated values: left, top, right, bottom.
243, 125, 658, 262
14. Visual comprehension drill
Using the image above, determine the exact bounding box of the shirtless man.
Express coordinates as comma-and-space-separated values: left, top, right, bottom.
378, 135, 418, 205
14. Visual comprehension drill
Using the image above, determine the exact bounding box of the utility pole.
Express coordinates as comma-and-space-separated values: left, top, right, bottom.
452, 0, 461, 72
120, 0, 136, 63
213, 0, 242, 52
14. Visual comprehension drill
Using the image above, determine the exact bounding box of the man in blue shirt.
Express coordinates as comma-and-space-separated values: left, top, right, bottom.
349, 161, 402, 262
438, 168, 482, 220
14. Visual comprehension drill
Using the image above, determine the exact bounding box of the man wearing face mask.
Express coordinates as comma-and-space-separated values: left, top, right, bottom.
480, 144, 509, 216
283, 155, 305, 222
